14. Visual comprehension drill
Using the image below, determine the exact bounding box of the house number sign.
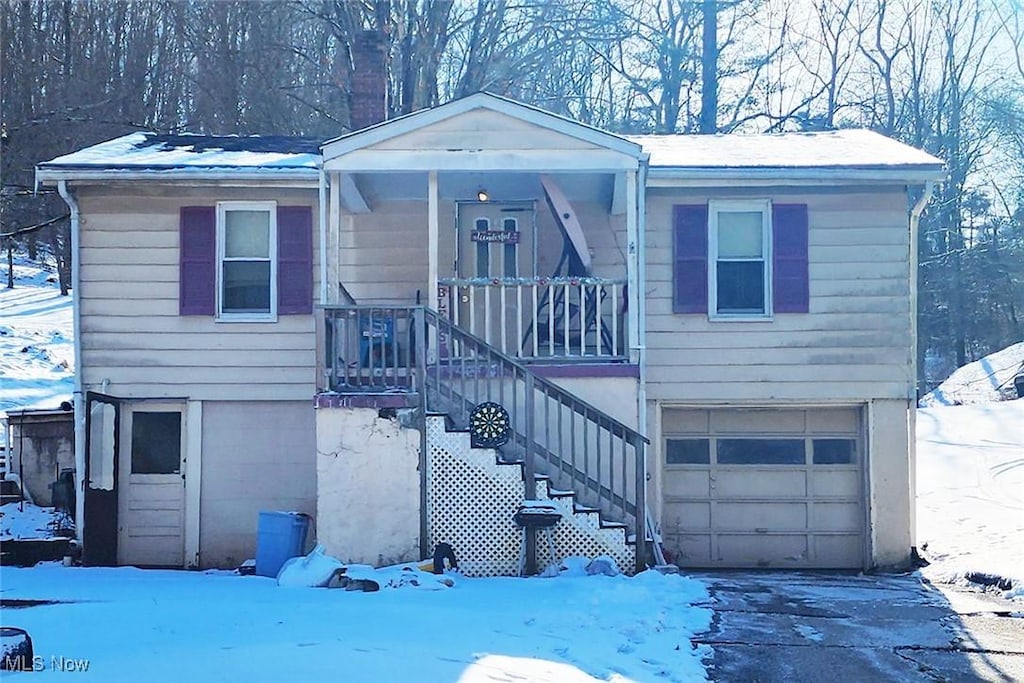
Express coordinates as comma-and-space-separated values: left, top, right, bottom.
471, 230, 520, 244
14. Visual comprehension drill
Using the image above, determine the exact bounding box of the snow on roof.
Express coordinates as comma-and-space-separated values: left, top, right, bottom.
629, 129, 944, 171
39, 128, 943, 180
39, 132, 321, 172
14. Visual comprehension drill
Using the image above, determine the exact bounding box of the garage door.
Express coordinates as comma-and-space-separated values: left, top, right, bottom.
661, 407, 864, 569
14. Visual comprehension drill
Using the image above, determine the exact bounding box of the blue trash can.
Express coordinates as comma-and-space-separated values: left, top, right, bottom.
255, 511, 311, 578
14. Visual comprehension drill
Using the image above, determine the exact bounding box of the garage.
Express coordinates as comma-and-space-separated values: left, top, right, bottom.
660, 406, 865, 569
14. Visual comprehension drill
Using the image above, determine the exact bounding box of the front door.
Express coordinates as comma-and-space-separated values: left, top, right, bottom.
456, 201, 534, 351
117, 403, 186, 567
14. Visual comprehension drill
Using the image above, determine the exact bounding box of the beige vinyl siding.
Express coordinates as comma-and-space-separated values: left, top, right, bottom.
644, 187, 913, 402
535, 199, 627, 278
76, 187, 319, 402
372, 108, 603, 152
340, 200, 442, 304
199, 401, 316, 568
339, 197, 627, 302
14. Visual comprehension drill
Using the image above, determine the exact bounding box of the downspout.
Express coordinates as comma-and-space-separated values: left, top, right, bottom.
635, 155, 662, 565
319, 164, 329, 305
57, 180, 85, 546
907, 180, 935, 553
636, 157, 650, 437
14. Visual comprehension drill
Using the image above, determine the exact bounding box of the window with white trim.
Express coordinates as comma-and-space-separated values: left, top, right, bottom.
217, 201, 277, 320
708, 200, 772, 317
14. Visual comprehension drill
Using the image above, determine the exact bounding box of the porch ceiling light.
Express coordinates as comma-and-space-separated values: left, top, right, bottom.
476, 187, 489, 202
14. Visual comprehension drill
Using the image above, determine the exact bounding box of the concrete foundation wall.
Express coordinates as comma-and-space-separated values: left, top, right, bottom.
316, 406, 421, 566
6, 411, 75, 506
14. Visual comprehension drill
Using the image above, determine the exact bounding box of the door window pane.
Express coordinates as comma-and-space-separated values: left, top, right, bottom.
717, 438, 805, 465
223, 261, 271, 312
813, 438, 857, 464
666, 438, 711, 464
224, 211, 270, 258
88, 402, 116, 490
131, 412, 182, 474
503, 218, 518, 278
717, 261, 765, 313
717, 211, 763, 258
475, 217, 490, 278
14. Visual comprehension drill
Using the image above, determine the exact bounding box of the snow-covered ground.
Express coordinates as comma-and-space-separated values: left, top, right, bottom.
0, 256, 74, 421
916, 400, 1024, 599
0, 563, 713, 681
0, 501, 64, 541
920, 342, 1024, 406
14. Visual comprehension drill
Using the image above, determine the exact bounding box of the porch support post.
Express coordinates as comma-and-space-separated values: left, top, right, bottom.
318, 166, 328, 305
329, 171, 342, 304
625, 168, 640, 364
428, 170, 439, 311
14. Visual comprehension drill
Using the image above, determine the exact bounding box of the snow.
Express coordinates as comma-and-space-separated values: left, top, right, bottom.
920, 341, 1024, 406
39, 132, 320, 171
0, 257, 74, 424
629, 129, 944, 170
0, 502, 63, 541
916, 400, 1024, 599
0, 563, 713, 681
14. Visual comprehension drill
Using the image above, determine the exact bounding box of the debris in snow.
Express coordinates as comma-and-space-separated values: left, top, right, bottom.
276, 545, 344, 588
585, 556, 621, 577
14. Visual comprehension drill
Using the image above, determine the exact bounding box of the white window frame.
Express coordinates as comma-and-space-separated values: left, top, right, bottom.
216, 201, 278, 322
708, 199, 773, 320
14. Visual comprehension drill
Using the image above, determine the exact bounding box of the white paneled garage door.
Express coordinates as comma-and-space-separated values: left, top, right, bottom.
661, 407, 865, 569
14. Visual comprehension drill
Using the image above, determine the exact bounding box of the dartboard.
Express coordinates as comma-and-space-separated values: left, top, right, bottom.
469, 402, 511, 449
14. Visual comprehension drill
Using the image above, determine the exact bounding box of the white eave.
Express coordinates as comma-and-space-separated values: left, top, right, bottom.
645, 165, 947, 187
36, 167, 319, 188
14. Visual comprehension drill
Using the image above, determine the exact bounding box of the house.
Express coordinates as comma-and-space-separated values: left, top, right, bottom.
35, 92, 945, 574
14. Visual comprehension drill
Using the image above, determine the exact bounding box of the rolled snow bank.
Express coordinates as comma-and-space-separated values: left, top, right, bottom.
920, 341, 1024, 406
916, 402, 1024, 601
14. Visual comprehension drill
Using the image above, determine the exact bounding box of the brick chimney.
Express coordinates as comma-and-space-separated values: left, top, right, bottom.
349, 30, 387, 130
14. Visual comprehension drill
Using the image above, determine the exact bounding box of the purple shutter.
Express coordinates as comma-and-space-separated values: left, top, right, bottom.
179, 206, 216, 315
277, 206, 314, 315
772, 203, 809, 313
673, 204, 709, 314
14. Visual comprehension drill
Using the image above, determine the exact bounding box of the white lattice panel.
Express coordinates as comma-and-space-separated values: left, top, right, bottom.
534, 480, 635, 574
425, 416, 636, 577
426, 416, 522, 577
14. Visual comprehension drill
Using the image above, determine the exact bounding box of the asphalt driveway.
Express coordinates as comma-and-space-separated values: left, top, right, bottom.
691, 572, 1023, 682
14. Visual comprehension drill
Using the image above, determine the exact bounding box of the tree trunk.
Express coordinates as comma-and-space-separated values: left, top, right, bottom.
699, 0, 718, 134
